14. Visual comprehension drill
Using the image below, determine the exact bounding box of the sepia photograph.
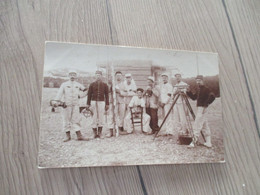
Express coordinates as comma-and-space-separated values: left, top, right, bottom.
38, 42, 224, 168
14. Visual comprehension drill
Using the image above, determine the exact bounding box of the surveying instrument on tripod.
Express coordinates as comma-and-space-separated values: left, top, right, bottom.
154, 84, 206, 144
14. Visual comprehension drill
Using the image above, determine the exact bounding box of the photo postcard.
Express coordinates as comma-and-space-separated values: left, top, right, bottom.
38, 42, 224, 168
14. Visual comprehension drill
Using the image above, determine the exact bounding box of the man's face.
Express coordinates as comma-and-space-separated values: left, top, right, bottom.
162, 76, 168, 83
137, 91, 143, 98
126, 77, 131, 84
175, 74, 182, 82
69, 72, 77, 81
147, 79, 153, 87
116, 73, 122, 81
96, 73, 102, 81
196, 79, 204, 86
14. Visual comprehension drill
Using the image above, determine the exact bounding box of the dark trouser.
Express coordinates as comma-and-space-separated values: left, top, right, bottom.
146, 107, 159, 131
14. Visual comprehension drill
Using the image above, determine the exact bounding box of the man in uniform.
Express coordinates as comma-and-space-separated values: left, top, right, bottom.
123, 73, 137, 107
54, 70, 88, 142
124, 88, 151, 134
159, 73, 173, 135
86, 70, 109, 138
114, 71, 127, 133
172, 72, 189, 135
186, 75, 215, 148
144, 76, 160, 135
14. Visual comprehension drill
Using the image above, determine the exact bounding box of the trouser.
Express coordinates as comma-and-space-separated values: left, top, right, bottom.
124, 112, 151, 133
164, 103, 173, 134
115, 103, 126, 128
146, 107, 159, 131
62, 105, 81, 132
91, 101, 105, 128
193, 107, 211, 140
173, 103, 188, 133
107, 103, 114, 129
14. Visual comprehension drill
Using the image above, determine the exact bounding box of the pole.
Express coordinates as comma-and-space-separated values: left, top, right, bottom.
111, 65, 119, 137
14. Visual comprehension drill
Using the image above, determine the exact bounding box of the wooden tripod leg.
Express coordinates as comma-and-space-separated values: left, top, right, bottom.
154, 93, 180, 138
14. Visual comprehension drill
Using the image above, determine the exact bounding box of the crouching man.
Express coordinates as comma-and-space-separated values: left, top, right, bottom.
86, 70, 109, 138
54, 70, 88, 142
186, 75, 215, 148
124, 88, 151, 134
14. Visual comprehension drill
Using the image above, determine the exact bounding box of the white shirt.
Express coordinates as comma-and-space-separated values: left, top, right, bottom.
160, 82, 173, 104
55, 80, 85, 106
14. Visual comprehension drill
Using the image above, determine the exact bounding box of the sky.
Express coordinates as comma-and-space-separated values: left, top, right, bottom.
44, 42, 219, 78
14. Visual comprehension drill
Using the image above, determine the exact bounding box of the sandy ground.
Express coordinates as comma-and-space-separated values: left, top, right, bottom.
38, 88, 224, 168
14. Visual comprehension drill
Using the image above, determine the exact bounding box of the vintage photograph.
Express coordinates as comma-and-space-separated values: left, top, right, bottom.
38, 42, 224, 168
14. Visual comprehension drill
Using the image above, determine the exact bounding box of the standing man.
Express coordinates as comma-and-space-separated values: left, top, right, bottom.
186, 75, 215, 148
114, 71, 127, 133
54, 70, 88, 142
172, 72, 189, 135
123, 73, 137, 106
144, 76, 160, 135
86, 70, 109, 139
159, 73, 173, 135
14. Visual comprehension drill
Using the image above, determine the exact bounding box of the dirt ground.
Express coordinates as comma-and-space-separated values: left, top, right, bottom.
38, 88, 224, 168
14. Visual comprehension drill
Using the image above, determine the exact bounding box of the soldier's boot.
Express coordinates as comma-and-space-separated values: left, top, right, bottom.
106, 129, 114, 138
98, 127, 103, 138
76, 131, 89, 141
93, 128, 98, 139
63, 131, 71, 142
203, 136, 212, 148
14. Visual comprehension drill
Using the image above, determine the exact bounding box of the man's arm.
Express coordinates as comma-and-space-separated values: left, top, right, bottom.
207, 90, 215, 105
153, 86, 160, 97
86, 84, 93, 105
186, 90, 197, 100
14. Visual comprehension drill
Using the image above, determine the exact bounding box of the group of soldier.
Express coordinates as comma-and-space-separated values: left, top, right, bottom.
53, 69, 215, 148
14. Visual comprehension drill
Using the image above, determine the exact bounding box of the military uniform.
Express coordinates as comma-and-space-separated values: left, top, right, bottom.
172, 81, 189, 134
87, 79, 109, 137
187, 81, 215, 147
55, 80, 85, 133
160, 81, 173, 134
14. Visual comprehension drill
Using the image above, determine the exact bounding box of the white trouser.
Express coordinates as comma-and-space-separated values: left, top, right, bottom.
164, 103, 174, 134
173, 103, 188, 133
193, 107, 211, 140
107, 104, 114, 129
124, 112, 151, 133
62, 105, 81, 132
91, 101, 105, 128
115, 103, 126, 128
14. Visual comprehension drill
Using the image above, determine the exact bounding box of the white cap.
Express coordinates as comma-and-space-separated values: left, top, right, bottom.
174, 71, 182, 77
68, 70, 77, 76
147, 76, 155, 82
161, 72, 168, 77
125, 73, 132, 77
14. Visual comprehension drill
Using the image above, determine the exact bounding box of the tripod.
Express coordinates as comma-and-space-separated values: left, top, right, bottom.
154, 91, 206, 142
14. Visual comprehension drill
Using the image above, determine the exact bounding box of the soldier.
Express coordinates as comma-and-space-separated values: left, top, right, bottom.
186, 75, 215, 148
124, 88, 151, 134
114, 71, 127, 133
86, 70, 109, 139
54, 70, 88, 142
144, 76, 160, 135
159, 73, 173, 135
172, 72, 189, 135
123, 73, 137, 106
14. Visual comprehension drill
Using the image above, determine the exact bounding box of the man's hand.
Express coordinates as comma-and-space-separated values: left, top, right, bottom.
160, 103, 165, 108
105, 105, 109, 111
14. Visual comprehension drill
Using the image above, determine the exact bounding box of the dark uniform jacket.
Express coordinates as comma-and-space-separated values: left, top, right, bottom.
187, 85, 215, 107
87, 80, 109, 106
